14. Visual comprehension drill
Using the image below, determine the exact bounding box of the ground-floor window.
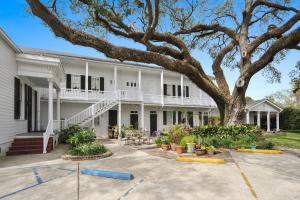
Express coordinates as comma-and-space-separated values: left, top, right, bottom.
203, 112, 209, 125
130, 111, 138, 129
187, 111, 194, 127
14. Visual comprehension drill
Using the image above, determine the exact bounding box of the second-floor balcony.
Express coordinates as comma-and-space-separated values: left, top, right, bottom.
39, 88, 216, 107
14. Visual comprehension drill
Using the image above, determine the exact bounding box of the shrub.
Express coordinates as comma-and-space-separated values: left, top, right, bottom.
256, 140, 274, 149
59, 125, 81, 143
160, 135, 170, 144
68, 142, 107, 156
180, 135, 197, 147
155, 137, 162, 145
280, 107, 300, 130
66, 129, 96, 147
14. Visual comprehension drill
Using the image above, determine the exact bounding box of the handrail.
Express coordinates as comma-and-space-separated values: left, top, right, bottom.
64, 90, 118, 128
43, 120, 53, 154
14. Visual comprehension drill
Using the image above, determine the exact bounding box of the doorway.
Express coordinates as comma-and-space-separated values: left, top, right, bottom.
150, 111, 157, 136
108, 110, 117, 127
130, 111, 139, 129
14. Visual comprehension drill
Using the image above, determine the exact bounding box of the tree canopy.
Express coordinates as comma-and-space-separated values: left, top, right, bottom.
26, 0, 300, 124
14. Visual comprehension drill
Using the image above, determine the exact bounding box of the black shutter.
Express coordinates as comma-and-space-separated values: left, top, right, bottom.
177, 85, 181, 97
163, 111, 167, 125
172, 85, 176, 96
186, 86, 189, 97
24, 84, 28, 120
178, 111, 182, 123
14, 77, 21, 119
163, 84, 167, 95
80, 75, 85, 90
100, 77, 104, 91
88, 76, 91, 90
66, 74, 71, 89
173, 111, 176, 124
34, 91, 37, 131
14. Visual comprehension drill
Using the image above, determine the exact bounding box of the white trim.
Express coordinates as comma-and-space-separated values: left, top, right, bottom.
0, 28, 21, 53
247, 99, 283, 112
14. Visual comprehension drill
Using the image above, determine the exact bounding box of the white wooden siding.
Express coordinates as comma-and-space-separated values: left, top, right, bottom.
0, 36, 27, 151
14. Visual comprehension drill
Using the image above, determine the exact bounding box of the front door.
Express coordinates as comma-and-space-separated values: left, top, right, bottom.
130, 111, 138, 129
108, 110, 117, 127
150, 111, 157, 136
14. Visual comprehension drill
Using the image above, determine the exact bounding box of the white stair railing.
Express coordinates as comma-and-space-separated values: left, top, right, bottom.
43, 120, 53, 154
64, 91, 119, 128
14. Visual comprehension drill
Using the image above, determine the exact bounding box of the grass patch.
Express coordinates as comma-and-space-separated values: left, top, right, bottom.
265, 132, 300, 149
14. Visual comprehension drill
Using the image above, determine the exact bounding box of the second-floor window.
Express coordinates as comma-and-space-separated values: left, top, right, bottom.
164, 84, 189, 97
71, 75, 81, 89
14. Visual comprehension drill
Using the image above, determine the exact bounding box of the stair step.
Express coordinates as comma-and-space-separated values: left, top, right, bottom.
9, 146, 52, 151
6, 150, 44, 155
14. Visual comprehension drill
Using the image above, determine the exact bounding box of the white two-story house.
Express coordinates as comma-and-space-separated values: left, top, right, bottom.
0, 28, 218, 155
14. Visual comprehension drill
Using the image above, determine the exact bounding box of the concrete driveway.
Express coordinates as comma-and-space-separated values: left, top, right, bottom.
0, 143, 299, 200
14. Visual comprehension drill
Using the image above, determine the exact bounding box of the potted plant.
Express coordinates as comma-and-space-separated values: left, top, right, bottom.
168, 125, 184, 151
206, 145, 216, 156
175, 145, 184, 154
154, 137, 162, 147
195, 146, 206, 156
180, 135, 197, 153
161, 136, 171, 151
195, 136, 202, 149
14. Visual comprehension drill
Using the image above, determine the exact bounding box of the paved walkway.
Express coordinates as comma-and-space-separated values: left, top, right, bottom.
0, 143, 299, 200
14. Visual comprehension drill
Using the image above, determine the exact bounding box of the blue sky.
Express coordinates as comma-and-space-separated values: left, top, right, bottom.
1, 0, 299, 100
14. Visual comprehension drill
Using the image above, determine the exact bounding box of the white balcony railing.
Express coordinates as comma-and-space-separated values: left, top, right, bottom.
39, 88, 216, 107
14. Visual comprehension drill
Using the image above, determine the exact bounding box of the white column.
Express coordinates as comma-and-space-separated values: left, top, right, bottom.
160, 70, 164, 105
276, 112, 280, 132
267, 111, 270, 132
57, 90, 61, 121
114, 66, 118, 91
257, 111, 261, 127
138, 69, 142, 101
85, 62, 89, 99
246, 111, 250, 124
48, 80, 53, 129
181, 75, 184, 105
37, 90, 41, 131
118, 101, 122, 143
141, 103, 144, 131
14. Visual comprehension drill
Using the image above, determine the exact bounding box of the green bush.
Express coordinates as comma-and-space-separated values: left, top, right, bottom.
68, 142, 107, 156
160, 136, 170, 144
280, 107, 300, 130
66, 129, 96, 147
180, 135, 197, 147
191, 125, 262, 148
155, 137, 162, 145
59, 125, 81, 143
256, 140, 274, 149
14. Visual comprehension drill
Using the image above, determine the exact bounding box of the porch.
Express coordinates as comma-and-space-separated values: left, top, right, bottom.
245, 99, 283, 132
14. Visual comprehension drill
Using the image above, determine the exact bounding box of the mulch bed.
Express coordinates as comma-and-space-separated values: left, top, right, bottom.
62, 151, 113, 161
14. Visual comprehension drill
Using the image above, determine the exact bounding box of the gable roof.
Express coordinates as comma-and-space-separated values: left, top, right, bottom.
246, 98, 283, 112
0, 28, 21, 53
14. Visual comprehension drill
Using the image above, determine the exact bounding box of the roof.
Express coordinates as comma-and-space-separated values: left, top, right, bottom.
0, 28, 21, 53
246, 98, 283, 112
20, 47, 163, 70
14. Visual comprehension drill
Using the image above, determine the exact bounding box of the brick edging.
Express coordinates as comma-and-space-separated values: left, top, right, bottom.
62, 151, 113, 161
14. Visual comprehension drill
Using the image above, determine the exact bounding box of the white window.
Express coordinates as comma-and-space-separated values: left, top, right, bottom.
71, 75, 80, 89
167, 111, 173, 124
91, 77, 101, 90
167, 85, 173, 96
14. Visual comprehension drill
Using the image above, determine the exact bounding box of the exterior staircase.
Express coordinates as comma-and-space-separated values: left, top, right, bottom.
63, 91, 119, 128
7, 136, 53, 155
6, 91, 119, 156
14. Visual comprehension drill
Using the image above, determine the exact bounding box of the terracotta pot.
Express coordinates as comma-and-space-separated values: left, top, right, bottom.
161, 144, 171, 151
170, 143, 176, 151
176, 146, 184, 154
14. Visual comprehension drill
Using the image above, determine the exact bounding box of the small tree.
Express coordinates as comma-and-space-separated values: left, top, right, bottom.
26, 0, 300, 125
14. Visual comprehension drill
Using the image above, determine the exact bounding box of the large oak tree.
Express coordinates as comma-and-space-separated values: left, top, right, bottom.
26, 0, 300, 125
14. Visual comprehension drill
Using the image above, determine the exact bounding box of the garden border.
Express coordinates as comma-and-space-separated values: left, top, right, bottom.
62, 151, 113, 161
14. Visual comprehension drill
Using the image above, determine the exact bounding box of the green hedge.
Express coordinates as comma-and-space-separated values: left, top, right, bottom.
191, 125, 268, 149
280, 107, 300, 130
